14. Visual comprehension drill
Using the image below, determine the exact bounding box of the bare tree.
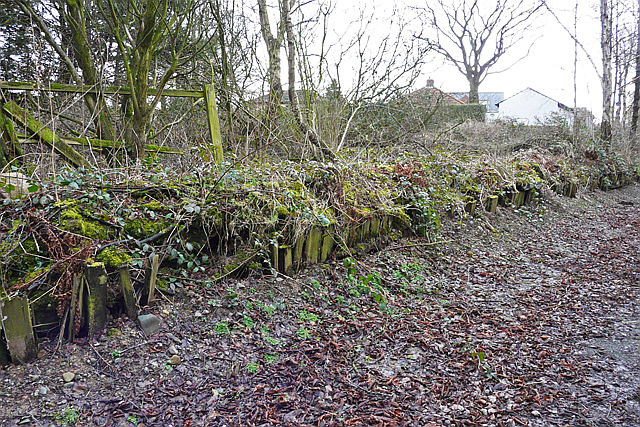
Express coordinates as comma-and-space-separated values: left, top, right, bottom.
631, 0, 640, 139
542, 0, 634, 142
601, 0, 614, 143
101, 0, 215, 159
419, 0, 541, 104
293, 2, 430, 151
256, 0, 285, 106
282, 0, 335, 160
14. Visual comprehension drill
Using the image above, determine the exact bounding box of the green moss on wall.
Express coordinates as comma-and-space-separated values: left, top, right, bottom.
96, 248, 132, 267
123, 217, 171, 240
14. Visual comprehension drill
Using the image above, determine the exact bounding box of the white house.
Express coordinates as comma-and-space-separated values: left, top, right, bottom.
496, 88, 574, 124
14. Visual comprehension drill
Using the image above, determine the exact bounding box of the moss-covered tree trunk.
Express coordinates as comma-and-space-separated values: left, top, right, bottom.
107, 0, 179, 161
257, 0, 285, 151
63, 0, 115, 143
125, 108, 150, 159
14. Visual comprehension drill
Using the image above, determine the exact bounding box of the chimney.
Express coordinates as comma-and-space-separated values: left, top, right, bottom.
426, 78, 434, 88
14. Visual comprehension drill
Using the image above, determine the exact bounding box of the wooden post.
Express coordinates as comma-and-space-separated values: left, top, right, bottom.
320, 226, 335, 262
370, 218, 381, 237
485, 195, 499, 213
203, 84, 224, 164
67, 274, 82, 342
280, 246, 293, 274
294, 235, 305, 270
85, 263, 108, 336
305, 228, 322, 264
0, 106, 22, 167
119, 266, 138, 319
464, 199, 477, 216
0, 296, 38, 363
270, 244, 279, 272
141, 254, 159, 306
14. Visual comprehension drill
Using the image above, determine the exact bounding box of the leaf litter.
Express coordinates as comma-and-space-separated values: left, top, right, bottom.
1, 184, 640, 426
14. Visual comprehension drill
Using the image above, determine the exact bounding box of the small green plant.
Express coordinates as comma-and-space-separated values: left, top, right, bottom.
299, 310, 319, 323
261, 301, 285, 316
225, 288, 238, 301
242, 315, 254, 329
471, 350, 497, 380
264, 336, 281, 346
263, 304, 276, 316
471, 350, 485, 363
296, 328, 312, 339
245, 362, 260, 373
265, 353, 278, 364
55, 407, 80, 425
311, 279, 322, 289
126, 414, 138, 424
335, 295, 345, 304
214, 322, 230, 334
110, 350, 122, 359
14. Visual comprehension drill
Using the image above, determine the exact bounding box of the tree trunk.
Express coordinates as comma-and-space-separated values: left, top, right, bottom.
601, 0, 613, 143
64, 0, 115, 142
126, 112, 148, 160
282, 0, 335, 161
257, 0, 284, 106
114, 0, 163, 161
630, 0, 640, 140
468, 77, 480, 104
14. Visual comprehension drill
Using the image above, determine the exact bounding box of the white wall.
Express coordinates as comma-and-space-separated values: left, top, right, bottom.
498, 88, 572, 125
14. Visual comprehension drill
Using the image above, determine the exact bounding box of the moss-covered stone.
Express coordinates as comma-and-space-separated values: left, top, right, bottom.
141, 201, 165, 211
97, 248, 132, 268
2, 238, 42, 284
2, 295, 38, 363
223, 263, 239, 274
123, 217, 171, 240
56, 200, 110, 240
60, 209, 109, 239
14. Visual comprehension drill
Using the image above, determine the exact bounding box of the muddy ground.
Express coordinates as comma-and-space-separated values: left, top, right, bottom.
1, 184, 639, 426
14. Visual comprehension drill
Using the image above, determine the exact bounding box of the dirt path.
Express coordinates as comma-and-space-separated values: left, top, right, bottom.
1, 185, 639, 426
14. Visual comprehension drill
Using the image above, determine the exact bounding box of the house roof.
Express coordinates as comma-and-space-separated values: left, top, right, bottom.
408, 86, 465, 106
497, 87, 573, 112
